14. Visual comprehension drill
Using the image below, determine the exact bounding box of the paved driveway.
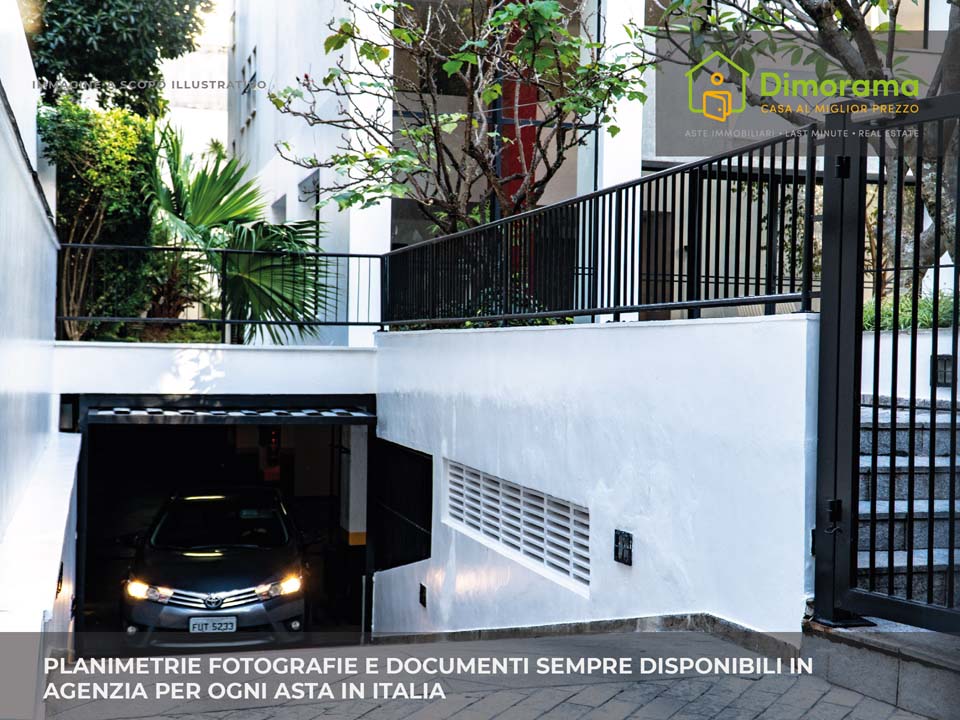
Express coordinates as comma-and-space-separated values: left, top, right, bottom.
45, 631, 933, 720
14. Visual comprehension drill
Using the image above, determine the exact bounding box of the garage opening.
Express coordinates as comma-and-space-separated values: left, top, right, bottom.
73, 396, 376, 656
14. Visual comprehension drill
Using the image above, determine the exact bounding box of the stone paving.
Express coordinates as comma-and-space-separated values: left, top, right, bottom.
45, 632, 936, 720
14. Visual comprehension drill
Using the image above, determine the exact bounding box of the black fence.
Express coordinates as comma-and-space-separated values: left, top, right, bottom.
816, 93, 960, 634
383, 128, 821, 327
57, 244, 381, 344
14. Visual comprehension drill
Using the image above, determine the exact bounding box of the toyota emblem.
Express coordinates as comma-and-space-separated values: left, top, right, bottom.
203, 594, 223, 609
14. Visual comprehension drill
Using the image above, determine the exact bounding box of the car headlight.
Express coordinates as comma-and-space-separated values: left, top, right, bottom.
126, 579, 173, 604
255, 574, 302, 600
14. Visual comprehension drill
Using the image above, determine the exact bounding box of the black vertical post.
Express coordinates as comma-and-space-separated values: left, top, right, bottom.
686, 168, 702, 319
220, 250, 229, 344
764, 144, 779, 315
74, 403, 91, 655
501, 224, 511, 325
801, 130, 816, 312
613, 189, 623, 320
814, 109, 866, 624
379, 255, 388, 330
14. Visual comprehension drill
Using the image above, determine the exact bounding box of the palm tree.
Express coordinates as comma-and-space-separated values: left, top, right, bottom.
148, 127, 332, 343
220, 220, 334, 343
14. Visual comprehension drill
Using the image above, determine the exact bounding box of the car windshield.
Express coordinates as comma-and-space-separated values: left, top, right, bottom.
150, 495, 289, 550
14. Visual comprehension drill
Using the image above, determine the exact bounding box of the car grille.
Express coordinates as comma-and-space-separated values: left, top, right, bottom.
167, 586, 261, 609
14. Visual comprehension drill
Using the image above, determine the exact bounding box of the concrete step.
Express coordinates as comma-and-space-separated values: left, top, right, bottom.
861, 406, 960, 456
856, 548, 960, 604
803, 617, 960, 720
857, 500, 960, 550
859, 455, 957, 500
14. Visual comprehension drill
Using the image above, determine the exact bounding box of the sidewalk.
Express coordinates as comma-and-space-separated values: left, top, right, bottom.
45, 631, 934, 720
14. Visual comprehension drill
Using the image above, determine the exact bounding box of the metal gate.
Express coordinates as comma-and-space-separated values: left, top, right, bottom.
816, 94, 960, 633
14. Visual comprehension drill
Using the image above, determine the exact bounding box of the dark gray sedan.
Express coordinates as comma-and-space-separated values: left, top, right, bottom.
122, 487, 307, 647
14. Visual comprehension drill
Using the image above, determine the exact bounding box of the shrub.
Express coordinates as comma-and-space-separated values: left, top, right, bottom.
863, 291, 955, 331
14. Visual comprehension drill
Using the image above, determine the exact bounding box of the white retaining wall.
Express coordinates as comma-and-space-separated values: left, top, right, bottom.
54, 343, 377, 396
372, 314, 820, 636
861, 329, 952, 402
0, 8, 82, 716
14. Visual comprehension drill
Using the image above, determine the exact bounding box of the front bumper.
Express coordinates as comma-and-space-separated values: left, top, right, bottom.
123, 595, 304, 648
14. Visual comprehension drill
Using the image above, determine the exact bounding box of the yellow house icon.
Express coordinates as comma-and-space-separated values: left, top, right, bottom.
685, 52, 749, 122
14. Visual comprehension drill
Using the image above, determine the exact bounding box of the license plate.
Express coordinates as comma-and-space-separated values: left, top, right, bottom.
188, 616, 237, 633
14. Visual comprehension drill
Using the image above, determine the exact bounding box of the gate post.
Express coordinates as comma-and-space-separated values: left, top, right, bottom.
814, 109, 867, 624
686, 168, 702, 319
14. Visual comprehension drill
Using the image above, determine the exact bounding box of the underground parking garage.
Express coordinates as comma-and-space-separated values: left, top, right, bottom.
61, 394, 433, 655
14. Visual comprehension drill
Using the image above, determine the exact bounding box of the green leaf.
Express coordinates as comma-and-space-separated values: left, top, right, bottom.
814, 55, 829, 81
481, 83, 503, 104
324, 33, 347, 54
450, 51, 478, 65
442, 59, 464, 76
391, 27, 412, 44
733, 51, 754, 76
324, 22, 355, 54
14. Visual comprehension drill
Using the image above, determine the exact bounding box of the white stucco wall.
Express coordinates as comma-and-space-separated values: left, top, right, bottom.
861, 329, 952, 402
0, 0, 39, 167
55, 342, 377, 396
0, 2, 60, 544
598, 0, 645, 189
0, 8, 82, 716
372, 315, 820, 636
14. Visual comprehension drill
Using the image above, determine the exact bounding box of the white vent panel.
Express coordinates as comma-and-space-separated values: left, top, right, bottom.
446, 460, 590, 586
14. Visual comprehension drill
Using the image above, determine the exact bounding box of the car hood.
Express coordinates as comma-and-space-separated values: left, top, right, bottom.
133, 544, 300, 593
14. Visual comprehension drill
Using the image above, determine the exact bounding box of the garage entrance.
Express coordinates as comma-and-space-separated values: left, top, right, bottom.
69, 394, 376, 656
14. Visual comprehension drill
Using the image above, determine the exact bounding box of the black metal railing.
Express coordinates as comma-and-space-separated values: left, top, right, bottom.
56, 244, 381, 344
816, 93, 960, 634
383, 127, 821, 327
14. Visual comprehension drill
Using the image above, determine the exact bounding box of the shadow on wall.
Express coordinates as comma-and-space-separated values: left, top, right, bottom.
166, 348, 227, 393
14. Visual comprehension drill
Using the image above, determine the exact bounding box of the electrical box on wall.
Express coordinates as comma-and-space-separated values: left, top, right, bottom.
614, 529, 633, 566
933, 354, 953, 389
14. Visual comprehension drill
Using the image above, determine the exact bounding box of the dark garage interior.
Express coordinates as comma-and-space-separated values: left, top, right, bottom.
79, 419, 368, 653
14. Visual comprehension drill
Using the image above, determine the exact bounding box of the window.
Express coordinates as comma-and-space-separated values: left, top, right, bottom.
150, 496, 290, 550
446, 460, 590, 586
242, 47, 258, 126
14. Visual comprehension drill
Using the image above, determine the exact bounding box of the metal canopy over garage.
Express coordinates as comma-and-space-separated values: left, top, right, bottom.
86, 405, 376, 425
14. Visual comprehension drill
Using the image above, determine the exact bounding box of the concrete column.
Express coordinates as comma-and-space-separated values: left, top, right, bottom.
340, 425, 368, 545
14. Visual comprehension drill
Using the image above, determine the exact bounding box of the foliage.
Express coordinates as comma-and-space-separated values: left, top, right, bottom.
459, 280, 573, 328
164, 323, 223, 343
636, 0, 960, 286
217, 221, 336, 344
38, 99, 153, 228
21, 0, 213, 116
148, 127, 334, 344
394, 274, 572, 330
82, 249, 153, 338
38, 98, 154, 340
140, 244, 214, 325
150, 127, 265, 245
270, 0, 648, 234
637, 0, 927, 122
863, 291, 955, 331
88, 321, 222, 343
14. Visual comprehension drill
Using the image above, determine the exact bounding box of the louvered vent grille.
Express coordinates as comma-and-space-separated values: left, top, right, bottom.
446, 461, 590, 586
